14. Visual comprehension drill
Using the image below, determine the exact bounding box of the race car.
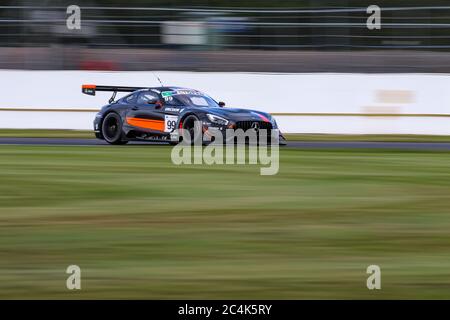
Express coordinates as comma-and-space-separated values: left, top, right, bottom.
82, 84, 285, 145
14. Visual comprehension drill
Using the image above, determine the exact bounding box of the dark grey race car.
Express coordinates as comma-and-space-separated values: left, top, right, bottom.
83, 84, 286, 145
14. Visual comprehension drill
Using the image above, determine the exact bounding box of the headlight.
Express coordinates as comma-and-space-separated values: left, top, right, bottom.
207, 114, 229, 125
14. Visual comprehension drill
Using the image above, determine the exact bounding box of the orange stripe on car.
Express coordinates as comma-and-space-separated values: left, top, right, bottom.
82, 84, 96, 89
126, 117, 164, 131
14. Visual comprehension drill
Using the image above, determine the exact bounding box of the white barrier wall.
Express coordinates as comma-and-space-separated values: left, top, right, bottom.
1, 70, 449, 134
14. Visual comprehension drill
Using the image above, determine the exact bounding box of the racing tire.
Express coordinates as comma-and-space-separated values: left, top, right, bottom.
101, 112, 128, 145
182, 115, 203, 145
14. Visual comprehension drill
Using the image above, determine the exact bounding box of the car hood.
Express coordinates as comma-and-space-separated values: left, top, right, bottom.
205, 107, 272, 122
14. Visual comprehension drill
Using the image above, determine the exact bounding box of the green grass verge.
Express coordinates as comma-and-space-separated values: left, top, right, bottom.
0, 145, 450, 299
0, 129, 93, 139
1, 129, 450, 142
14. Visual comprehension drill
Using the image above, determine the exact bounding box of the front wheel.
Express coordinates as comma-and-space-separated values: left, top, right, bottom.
101, 112, 128, 145
182, 115, 203, 145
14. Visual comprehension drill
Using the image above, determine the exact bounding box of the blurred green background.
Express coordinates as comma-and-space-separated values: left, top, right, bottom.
0, 145, 449, 299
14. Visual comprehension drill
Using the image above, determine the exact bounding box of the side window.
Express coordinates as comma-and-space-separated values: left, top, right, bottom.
137, 92, 159, 105
125, 94, 136, 104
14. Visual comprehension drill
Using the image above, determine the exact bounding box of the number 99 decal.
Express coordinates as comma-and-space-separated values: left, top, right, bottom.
164, 115, 178, 132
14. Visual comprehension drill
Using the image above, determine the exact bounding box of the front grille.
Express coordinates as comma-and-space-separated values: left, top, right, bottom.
235, 121, 272, 131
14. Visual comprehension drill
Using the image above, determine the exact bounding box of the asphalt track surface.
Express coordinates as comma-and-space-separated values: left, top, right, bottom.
1, 137, 450, 150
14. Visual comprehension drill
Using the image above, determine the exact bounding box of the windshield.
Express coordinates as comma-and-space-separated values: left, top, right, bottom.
162, 90, 219, 108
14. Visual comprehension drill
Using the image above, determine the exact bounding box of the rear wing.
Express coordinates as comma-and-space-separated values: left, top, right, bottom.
82, 84, 148, 103
81, 84, 147, 96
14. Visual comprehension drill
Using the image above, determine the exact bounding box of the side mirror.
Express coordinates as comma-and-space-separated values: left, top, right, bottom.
218, 101, 226, 107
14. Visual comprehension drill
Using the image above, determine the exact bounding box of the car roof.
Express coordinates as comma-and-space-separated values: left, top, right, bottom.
135, 86, 197, 93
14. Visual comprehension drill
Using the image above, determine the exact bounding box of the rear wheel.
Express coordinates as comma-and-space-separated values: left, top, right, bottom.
101, 112, 128, 145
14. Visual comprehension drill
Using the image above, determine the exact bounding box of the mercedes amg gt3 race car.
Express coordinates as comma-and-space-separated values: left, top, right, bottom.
82, 84, 285, 145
